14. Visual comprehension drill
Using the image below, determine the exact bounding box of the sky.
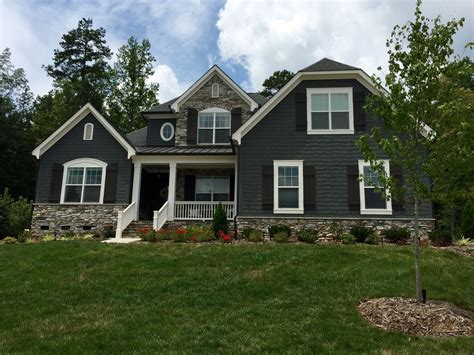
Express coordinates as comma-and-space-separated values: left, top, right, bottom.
1, 0, 473, 103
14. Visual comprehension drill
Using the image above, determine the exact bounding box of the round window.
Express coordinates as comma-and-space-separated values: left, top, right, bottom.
160, 122, 174, 141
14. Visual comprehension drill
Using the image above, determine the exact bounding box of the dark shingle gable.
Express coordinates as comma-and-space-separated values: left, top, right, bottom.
300, 58, 359, 72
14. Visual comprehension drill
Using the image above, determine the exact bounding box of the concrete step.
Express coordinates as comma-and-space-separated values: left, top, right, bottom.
121, 220, 153, 238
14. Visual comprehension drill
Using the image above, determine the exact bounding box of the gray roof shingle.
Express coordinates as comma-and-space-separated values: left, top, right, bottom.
126, 126, 147, 146
300, 58, 359, 72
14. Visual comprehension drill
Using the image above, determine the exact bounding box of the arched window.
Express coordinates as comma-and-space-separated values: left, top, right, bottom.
197, 107, 231, 145
160, 122, 175, 141
83, 123, 94, 140
61, 158, 107, 204
211, 83, 219, 98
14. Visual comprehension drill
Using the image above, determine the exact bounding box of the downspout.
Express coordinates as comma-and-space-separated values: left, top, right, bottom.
230, 138, 240, 239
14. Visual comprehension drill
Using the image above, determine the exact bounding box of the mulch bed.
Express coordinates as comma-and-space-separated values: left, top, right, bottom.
358, 297, 474, 337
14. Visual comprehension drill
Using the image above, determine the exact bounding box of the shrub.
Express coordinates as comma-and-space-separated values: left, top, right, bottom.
171, 228, 189, 243
212, 203, 228, 237
340, 233, 356, 244
268, 225, 291, 238
461, 199, 474, 239
241, 227, 255, 240
0, 188, 32, 239
42, 234, 56, 242
296, 228, 318, 243
217, 230, 233, 243
100, 226, 115, 239
3, 236, 17, 244
248, 230, 263, 243
186, 226, 214, 242
17, 229, 32, 243
455, 236, 472, 246
364, 234, 380, 245
383, 227, 410, 243
142, 229, 157, 242
329, 221, 344, 240
429, 229, 453, 247
273, 231, 289, 243
350, 225, 374, 243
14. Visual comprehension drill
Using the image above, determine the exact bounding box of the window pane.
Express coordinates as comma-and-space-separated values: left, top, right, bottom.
198, 129, 213, 144
215, 129, 230, 143
363, 166, 381, 187
332, 112, 349, 129
312, 112, 329, 129
85, 168, 102, 185
213, 193, 229, 201
278, 166, 298, 187
215, 113, 230, 128
162, 124, 173, 139
83, 186, 101, 202
66, 168, 84, 184
65, 186, 82, 202
331, 93, 349, 111
213, 177, 230, 193
364, 188, 387, 209
195, 193, 212, 201
311, 94, 328, 111
196, 177, 213, 194
198, 114, 213, 128
278, 188, 299, 208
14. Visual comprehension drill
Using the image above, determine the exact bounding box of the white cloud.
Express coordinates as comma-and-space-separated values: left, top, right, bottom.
217, 0, 473, 91
150, 64, 187, 102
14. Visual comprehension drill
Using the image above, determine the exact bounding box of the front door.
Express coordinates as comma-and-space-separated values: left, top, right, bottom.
139, 167, 169, 220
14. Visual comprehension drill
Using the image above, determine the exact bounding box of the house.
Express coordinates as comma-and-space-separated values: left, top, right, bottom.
31, 58, 434, 238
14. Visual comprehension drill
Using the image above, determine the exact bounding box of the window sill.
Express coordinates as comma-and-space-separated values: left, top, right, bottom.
60, 202, 103, 205
273, 208, 304, 215
307, 129, 354, 135
360, 209, 393, 215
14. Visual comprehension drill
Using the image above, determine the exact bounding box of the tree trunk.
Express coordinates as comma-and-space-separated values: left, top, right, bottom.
414, 195, 422, 302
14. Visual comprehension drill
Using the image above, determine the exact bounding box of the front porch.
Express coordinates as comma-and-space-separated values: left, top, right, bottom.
116, 155, 237, 238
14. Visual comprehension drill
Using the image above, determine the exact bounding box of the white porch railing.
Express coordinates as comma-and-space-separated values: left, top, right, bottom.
174, 201, 235, 220
153, 201, 169, 230
115, 201, 137, 238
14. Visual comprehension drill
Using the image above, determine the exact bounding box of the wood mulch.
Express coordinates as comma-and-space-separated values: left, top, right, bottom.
358, 297, 474, 337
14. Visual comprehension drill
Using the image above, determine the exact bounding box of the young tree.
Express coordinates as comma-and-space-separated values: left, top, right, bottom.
357, 0, 465, 302
259, 69, 294, 98
45, 18, 112, 110
108, 36, 159, 132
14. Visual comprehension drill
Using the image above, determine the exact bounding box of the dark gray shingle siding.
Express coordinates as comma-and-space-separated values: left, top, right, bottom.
238, 79, 432, 219
35, 113, 132, 204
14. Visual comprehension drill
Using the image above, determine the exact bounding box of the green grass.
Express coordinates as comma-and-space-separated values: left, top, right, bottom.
0, 242, 473, 353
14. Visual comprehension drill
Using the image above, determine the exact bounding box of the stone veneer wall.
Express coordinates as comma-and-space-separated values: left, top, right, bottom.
175, 168, 235, 201
31, 203, 127, 236
175, 74, 253, 146
236, 217, 435, 239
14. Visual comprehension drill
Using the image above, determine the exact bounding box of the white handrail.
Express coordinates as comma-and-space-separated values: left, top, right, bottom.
153, 201, 169, 230
174, 201, 234, 220
115, 201, 137, 238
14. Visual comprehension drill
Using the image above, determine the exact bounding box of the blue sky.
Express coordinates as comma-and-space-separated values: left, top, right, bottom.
1, 0, 472, 102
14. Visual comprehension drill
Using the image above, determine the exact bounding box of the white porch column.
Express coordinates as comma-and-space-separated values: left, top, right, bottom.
234, 161, 238, 218
131, 162, 142, 220
168, 162, 177, 221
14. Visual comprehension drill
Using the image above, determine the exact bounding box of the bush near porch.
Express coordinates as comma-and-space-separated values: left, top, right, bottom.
0, 242, 472, 353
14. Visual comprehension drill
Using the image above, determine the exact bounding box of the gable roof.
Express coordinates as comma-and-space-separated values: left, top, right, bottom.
170, 65, 259, 112
32, 103, 136, 159
232, 58, 383, 144
126, 126, 148, 146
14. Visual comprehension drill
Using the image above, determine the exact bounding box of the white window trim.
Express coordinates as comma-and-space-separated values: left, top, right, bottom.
83, 123, 94, 140
60, 158, 107, 204
306, 87, 354, 134
273, 160, 304, 214
160, 122, 175, 142
195, 176, 230, 201
211, 83, 219, 98
358, 159, 393, 215
197, 108, 231, 145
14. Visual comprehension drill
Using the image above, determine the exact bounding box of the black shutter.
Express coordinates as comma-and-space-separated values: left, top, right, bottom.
231, 107, 242, 134
103, 163, 118, 203
347, 165, 360, 211
295, 93, 307, 131
229, 175, 235, 201
262, 165, 273, 210
353, 91, 366, 132
304, 165, 316, 210
48, 163, 63, 203
187, 108, 198, 145
391, 165, 404, 211
184, 175, 196, 201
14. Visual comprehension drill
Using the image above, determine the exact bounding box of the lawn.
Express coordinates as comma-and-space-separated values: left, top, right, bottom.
0, 242, 473, 353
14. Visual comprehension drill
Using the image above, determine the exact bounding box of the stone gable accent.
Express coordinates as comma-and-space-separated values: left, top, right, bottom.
175, 74, 253, 146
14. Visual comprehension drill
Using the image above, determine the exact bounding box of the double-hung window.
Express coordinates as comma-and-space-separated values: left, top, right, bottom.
61, 158, 107, 204
307, 87, 354, 134
198, 108, 231, 145
273, 160, 304, 214
358, 160, 392, 215
195, 176, 230, 201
